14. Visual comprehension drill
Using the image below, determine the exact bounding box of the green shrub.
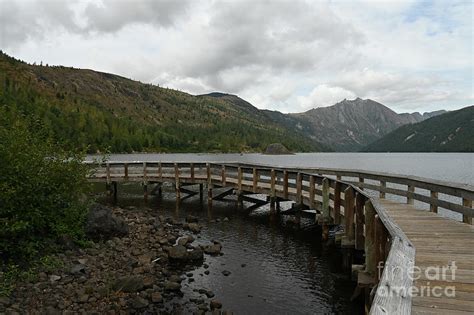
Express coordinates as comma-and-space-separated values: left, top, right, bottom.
0, 107, 91, 263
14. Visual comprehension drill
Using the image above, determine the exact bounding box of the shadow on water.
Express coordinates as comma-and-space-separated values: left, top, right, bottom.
94, 182, 363, 314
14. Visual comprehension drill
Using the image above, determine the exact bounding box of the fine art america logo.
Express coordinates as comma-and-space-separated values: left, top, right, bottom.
376, 261, 457, 298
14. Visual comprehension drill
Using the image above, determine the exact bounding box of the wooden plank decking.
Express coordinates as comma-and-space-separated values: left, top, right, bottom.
380, 199, 474, 314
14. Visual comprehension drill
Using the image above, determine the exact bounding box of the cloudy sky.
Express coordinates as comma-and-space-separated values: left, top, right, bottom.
0, 0, 472, 113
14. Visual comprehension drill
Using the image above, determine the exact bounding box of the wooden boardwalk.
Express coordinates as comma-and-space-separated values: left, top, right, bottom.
87, 161, 474, 314
380, 199, 474, 314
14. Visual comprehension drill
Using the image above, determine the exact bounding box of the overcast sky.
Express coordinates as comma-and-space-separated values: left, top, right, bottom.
0, 0, 472, 113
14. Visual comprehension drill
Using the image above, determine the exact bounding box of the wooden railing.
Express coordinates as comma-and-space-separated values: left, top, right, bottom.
86, 161, 474, 314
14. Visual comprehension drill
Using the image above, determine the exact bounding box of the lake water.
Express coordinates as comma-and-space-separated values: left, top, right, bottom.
92, 153, 473, 314
88, 152, 474, 185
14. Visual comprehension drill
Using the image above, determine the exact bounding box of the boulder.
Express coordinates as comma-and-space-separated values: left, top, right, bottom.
263, 143, 292, 155
164, 281, 181, 291
203, 243, 222, 255
168, 245, 187, 260
85, 204, 129, 240
187, 248, 204, 261
210, 300, 222, 310
111, 276, 144, 293
129, 296, 149, 309
186, 223, 201, 233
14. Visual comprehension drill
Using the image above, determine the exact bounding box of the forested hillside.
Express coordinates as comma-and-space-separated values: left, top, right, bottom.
0, 52, 325, 153
363, 106, 474, 152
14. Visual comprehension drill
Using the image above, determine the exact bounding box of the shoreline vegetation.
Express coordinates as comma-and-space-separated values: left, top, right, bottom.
0, 106, 228, 313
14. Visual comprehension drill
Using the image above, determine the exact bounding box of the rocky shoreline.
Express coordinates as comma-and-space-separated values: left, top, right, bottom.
0, 205, 231, 314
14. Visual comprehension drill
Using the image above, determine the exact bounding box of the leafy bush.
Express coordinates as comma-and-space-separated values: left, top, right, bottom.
0, 107, 91, 263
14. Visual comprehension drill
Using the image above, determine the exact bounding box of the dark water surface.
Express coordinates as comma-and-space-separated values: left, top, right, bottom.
98, 184, 359, 314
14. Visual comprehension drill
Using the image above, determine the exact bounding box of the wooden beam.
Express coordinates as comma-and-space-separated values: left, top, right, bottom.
253, 168, 258, 193
407, 184, 415, 204
158, 162, 162, 180
334, 181, 342, 224
430, 190, 438, 213
379, 181, 386, 199
190, 163, 195, 182
206, 163, 211, 185
283, 170, 289, 199
322, 177, 330, 222
237, 166, 243, 192
359, 177, 364, 190
463, 198, 473, 224
174, 163, 180, 199
309, 175, 315, 209
143, 162, 147, 181
106, 162, 110, 184
374, 214, 388, 282
364, 201, 376, 277
221, 165, 226, 186
270, 168, 276, 197
296, 172, 302, 205
124, 163, 128, 180
344, 186, 355, 243
355, 192, 365, 250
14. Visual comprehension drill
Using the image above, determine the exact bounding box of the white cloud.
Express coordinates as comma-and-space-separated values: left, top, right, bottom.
0, 0, 472, 113
297, 85, 356, 111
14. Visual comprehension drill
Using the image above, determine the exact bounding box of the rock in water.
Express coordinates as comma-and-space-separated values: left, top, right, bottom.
263, 143, 292, 155
85, 204, 129, 240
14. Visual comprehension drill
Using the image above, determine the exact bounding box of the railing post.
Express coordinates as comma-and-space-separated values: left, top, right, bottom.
283, 170, 289, 199
238, 166, 242, 192
309, 175, 315, 209
253, 168, 258, 193
355, 192, 365, 250
463, 198, 473, 224
221, 165, 226, 186
358, 176, 364, 190
321, 177, 330, 240
143, 162, 148, 199
430, 190, 438, 213
190, 163, 195, 182
374, 214, 388, 282
106, 162, 111, 184
407, 184, 415, 204
124, 163, 128, 180
322, 177, 330, 222
380, 180, 386, 199
143, 162, 147, 181
158, 162, 162, 180
364, 201, 376, 277
296, 173, 302, 205
344, 186, 355, 244
334, 181, 342, 224
207, 163, 212, 201
174, 163, 180, 199
270, 169, 276, 197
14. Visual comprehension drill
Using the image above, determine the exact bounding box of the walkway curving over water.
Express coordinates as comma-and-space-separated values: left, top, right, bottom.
87, 161, 474, 314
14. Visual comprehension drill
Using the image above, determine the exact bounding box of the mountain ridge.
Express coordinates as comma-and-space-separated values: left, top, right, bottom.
363, 106, 474, 152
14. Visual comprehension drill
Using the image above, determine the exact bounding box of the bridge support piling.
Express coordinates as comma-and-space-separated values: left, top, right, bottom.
199, 183, 204, 203
143, 182, 148, 200
207, 184, 213, 202
113, 181, 117, 199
